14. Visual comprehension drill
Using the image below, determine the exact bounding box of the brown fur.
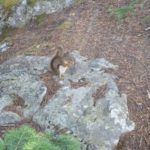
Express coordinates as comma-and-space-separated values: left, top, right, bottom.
50, 47, 74, 76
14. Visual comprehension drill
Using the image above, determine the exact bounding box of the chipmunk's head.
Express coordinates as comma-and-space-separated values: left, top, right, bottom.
59, 52, 75, 79
62, 52, 75, 67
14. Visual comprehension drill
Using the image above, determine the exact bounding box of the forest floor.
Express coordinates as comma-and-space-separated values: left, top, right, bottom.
0, 0, 150, 149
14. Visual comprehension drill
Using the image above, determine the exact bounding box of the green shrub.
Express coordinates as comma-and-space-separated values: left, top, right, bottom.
1, 125, 81, 150
52, 135, 81, 150
4, 125, 38, 150
23, 137, 60, 150
0, 0, 20, 11
0, 139, 5, 150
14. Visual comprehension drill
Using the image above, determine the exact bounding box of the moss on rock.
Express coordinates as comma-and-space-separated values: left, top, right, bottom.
0, 0, 20, 11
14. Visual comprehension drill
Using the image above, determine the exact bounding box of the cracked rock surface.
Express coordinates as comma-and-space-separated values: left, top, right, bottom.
0, 51, 134, 150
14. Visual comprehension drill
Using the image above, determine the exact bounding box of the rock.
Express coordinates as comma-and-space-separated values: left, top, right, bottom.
0, 112, 21, 125
0, 42, 10, 52
0, 0, 74, 34
0, 56, 49, 118
0, 51, 135, 149
0, 6, 8, 35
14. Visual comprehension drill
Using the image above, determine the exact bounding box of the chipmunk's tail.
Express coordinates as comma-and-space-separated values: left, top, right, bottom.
56, 46, 63, 57
50, 46, 63, 74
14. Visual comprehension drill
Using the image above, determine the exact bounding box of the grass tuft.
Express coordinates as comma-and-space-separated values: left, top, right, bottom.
74, 0, 85, 5
108, 0, 138, 20
27, 0, 37, 7
35, 13, 47, 25
57, 20, 72, 30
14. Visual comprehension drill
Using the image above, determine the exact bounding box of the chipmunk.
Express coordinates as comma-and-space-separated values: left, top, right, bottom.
50, 47, 74, 78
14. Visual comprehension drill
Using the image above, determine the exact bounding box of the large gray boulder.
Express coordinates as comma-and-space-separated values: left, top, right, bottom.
0, 51, 134, 150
